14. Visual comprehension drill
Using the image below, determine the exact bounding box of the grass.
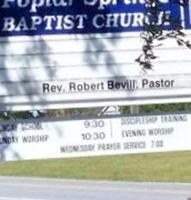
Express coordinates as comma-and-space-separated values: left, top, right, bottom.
0, 151, 191, 182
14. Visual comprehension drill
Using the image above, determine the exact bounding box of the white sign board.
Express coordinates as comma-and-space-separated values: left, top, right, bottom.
0, 112, 190, 161
1, 33, 191, 111
0, 1, 191, 111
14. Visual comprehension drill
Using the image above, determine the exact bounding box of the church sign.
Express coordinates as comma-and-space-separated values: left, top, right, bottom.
0, 1, 190, 111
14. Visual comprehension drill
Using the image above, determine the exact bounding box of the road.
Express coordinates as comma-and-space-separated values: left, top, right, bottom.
0, 177, 191, 200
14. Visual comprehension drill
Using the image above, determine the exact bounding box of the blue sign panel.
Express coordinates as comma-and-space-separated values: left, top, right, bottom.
184, 0, 191, 29
0, 0, 181, 36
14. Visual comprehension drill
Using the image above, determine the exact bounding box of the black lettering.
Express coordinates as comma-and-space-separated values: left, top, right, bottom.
60, 144, 95, 153
0, 136, 18, 144
43, 83, 50, 93
22, 135, 48, 143
97, 143, 121, 151
142, 79, 149, 88
122, 129, 146, 138
142, 79, 175, 88
123, 141, 146, 149
107, 80, 114, 90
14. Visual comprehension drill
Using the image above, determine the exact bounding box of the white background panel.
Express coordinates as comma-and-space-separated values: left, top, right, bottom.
0, 31, 191, 110
0, 112, 190, 161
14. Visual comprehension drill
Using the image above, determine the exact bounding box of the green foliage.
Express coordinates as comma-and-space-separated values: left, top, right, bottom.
0, 112, 33, 120
122, 103, 191, 114
0, 103, 190, 120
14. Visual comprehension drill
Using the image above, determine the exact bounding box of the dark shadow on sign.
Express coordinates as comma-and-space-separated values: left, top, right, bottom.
0, 122, 21, 161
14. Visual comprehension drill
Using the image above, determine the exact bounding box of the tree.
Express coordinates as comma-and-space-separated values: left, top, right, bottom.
136, 0, 191, 70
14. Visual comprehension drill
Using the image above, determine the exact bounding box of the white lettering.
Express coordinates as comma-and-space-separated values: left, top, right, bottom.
31, 16, 43, 30
2, 0, 74, 13
131, 13, 144, 27
44, 15, 56, 30
92, 13, 145, 29
84, 0, 97, 6
15, 17, 29, 31
76, 15, 87, 29
98, 0, 117, 10
2, 0, 15, 8
84, 0, 117, 10
93, 14, 105, 29
2, 17, 15, 31
30, 0, 44, 12
63, 15, 75, 29
2, 15, 88, 32
105, 13, 119, 28
18, 0, 30, 8
120, 13, 132, 27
